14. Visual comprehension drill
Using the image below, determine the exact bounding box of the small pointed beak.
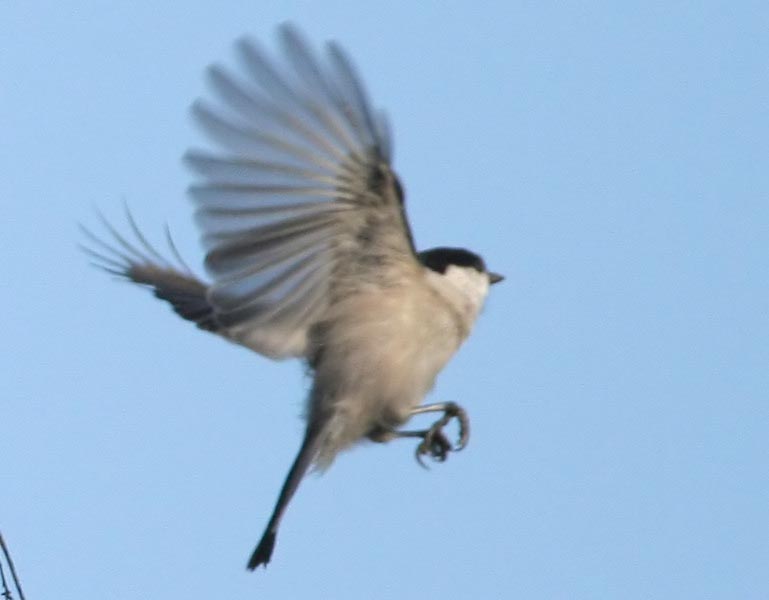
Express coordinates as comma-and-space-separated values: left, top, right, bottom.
488, 272, 504, 285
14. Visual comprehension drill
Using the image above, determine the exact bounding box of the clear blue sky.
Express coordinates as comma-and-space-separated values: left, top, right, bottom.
2, 2, 767, 598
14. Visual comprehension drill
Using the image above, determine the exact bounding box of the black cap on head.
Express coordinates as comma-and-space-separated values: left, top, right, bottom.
418, 247, 487, 274
419, 247, 503, 284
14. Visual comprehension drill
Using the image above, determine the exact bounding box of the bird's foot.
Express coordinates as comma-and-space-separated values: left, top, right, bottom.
382, 402, 469, 468
413, 402, 469, 467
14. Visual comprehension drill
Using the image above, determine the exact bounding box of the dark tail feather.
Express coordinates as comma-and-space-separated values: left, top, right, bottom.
247, 531, 276, 570
247, 424, 323, 570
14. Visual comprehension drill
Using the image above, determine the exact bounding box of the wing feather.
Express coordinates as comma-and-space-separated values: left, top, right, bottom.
189, 24, 417, 358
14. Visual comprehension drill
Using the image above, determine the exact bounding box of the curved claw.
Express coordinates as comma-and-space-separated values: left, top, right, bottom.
453, 406, 470, 451
415, 428, 453, 468
395, 401, 471, 468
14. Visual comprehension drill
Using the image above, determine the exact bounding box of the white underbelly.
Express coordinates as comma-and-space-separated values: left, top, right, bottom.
309, 288, 463, 462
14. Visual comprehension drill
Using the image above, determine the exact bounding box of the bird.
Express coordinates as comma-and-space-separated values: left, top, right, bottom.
80, 23, 503, 570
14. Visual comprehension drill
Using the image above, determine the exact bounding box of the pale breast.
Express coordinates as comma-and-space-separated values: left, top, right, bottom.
310, 282, 463, 429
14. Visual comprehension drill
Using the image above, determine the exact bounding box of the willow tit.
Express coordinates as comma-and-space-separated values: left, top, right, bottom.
82, 24, 502, 570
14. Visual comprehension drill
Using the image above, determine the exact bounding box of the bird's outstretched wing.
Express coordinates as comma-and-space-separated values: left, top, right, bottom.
186, 24, 418, 358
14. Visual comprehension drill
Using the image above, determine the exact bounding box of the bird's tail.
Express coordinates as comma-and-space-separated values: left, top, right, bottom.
247, 422, 324, 570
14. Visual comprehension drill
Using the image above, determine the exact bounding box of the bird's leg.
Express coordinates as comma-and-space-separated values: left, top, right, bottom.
382, 402, 470, 468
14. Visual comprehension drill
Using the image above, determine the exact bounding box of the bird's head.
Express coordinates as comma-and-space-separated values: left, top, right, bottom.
419, 247, 503, 319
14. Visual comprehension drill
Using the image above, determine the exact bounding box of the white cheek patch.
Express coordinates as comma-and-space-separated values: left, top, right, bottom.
443, 266, 490, 315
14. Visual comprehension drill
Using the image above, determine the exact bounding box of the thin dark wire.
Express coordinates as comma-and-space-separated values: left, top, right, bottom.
0, 534, 25, 600
0, 559, 12, 600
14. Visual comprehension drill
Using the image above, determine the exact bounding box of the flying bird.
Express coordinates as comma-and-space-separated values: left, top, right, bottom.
81, 24, 502, 570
